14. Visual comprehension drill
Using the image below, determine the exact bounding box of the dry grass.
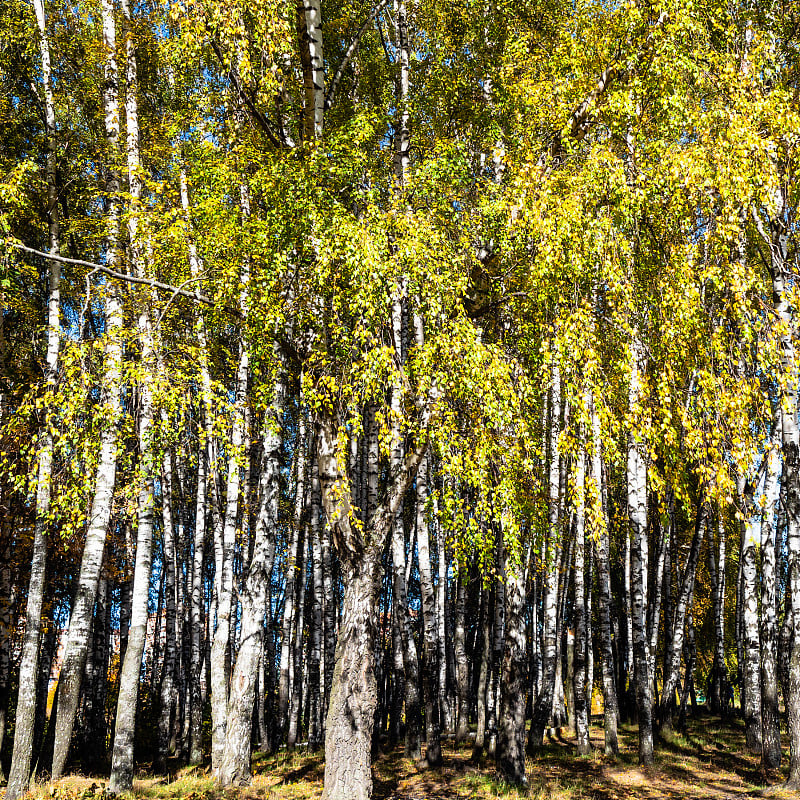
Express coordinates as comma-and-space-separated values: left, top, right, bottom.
10, 714, 797, 800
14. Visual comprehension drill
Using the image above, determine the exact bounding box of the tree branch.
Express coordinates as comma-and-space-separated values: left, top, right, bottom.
325, 0, 392, 111
208, 37, 287, 149
9, 242, 243, 318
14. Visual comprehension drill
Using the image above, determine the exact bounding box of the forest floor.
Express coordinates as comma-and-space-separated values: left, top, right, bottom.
20, 714, 799, 800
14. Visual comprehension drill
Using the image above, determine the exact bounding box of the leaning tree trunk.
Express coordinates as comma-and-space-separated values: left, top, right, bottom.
51, 0, 123, 776
5, 0, 60, 794
659, 500, 706, 732
217, 370, 285, 785
497, 528, 528, 786
627, 335, 653, 766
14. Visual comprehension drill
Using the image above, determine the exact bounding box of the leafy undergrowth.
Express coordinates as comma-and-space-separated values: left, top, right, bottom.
13, 715, 799, 800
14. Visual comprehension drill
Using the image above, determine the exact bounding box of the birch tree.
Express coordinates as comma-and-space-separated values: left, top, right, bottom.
51, 0, 126, 776
5, 0, 60, 793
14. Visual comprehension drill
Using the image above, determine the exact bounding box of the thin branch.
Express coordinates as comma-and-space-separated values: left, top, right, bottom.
208, 37, 286, 149
9, 242, 242, 318
325, 0, 392, 111
156, 275, 208, 326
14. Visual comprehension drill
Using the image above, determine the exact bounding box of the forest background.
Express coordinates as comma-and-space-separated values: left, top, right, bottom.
0, 0, 799, 799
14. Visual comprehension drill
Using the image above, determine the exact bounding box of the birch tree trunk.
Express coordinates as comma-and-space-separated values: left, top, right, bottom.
623, 518, 635, 721
158, 450, 179, 768
288, 527, 307, 748
487, 534, 505, 755
389, 293, 422, 758
573, 433, 591, 756
309, 456, 325, 750
278, 415, 306, 743
217, 370, 285, 785
497, 531, 528, 786
659, 502, 706, 732
0, 536, 13, 781
6, 0, 60, 794
740, 479, 763, 753
87, 577, 110, 759
436, 509, 451, 734
108, 1, 154, 783
586, 542, 593, 716
627, 335, 653, 765
760, 185, 800, 785
316, 412, 426, 800
416, 452, 442, 767
210, 279, 249, 770
474, 585, 492, 758
528, 361, 561, 751
322, 495, 336, 729
51, 0, 124, 776
677, 608, 697, 730
453, 568, 470, 743
761, 420, 782, 770
298, 0, 324, 141
647, 501, 667, 704
589, 389, 619, 754
708, 513, 727, 714
189, 444, 207, 765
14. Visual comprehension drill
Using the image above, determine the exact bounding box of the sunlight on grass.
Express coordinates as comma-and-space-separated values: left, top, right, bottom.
12, 715, 795, 800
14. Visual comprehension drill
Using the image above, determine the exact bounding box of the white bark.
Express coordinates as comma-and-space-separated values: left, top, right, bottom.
740, 480, 763, 753
627, 334, 653, 765
6, 0, 60, 794
573, 426, 590, 755
761, 419, 782, 768
590, 391, 618, 754
51, 0, 123, 776
299, 0, 324, 140
278, 415, 307, 741
210, 187, 251, 772
158, 450, 179, 765
218, 368, 286, 785
528, 360, 561, 751
109, 0, 155, 784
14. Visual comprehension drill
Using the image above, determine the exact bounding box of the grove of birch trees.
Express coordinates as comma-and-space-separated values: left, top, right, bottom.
0, 0, 799, 798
